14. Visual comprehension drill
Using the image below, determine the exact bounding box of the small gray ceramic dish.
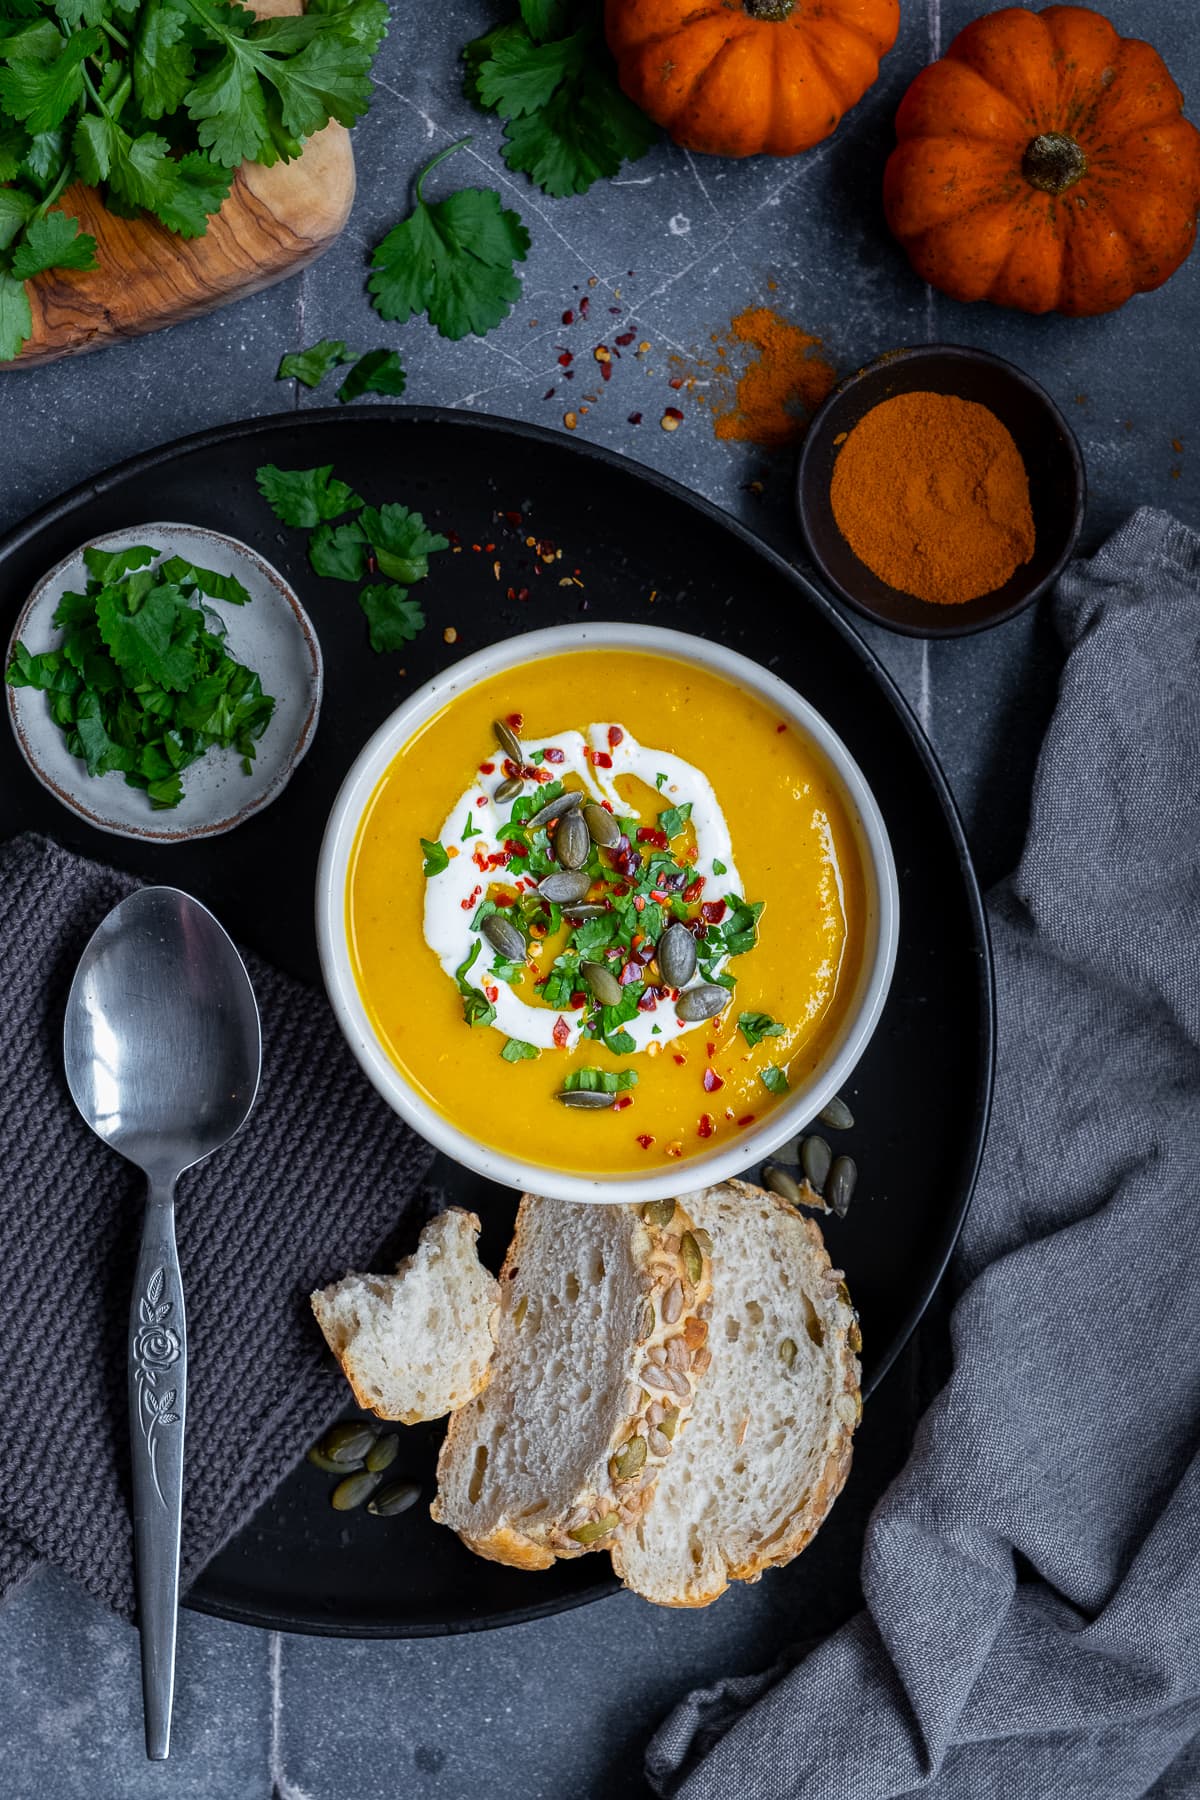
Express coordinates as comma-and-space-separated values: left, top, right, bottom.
6, 522, 323, 842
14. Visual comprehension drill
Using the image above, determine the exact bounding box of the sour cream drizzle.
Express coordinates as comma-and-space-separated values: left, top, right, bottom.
423, 725, 742, 1051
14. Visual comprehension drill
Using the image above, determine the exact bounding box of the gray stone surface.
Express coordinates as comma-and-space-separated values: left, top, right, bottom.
0, 1, 1197, 1795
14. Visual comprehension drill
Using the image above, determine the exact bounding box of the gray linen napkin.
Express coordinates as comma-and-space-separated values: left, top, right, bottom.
0, 833, 436, 1619
647, 507, 1200, 1800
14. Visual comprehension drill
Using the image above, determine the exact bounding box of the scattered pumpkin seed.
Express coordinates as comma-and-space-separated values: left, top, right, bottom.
365, 1434, 400, 1473
660, 1407, 680, 1440
513, 1294, 529, 1329
642, 1198, 675, 1229
675, 984, 730, 1023
764, 1165, 804, 1208
557, 1088, 616, 1110
563, 903, 610, 920
582, 959, 624, 1005
494, 775, 524, 803
779, 1337, 798, 1369
528, 790, 583, 830
568, 1512, 621, 1545
680, 1230, 703, 1286
611, 1435, 648, 1482
320, 1422, 378, 1465
657, 922, 697, 987
691, 1228, 713, 1255
307, 1447, 362, 1475
331, 1469, 383, 1511
538, 869, 592, 904
555, 808, 590, 870
801, 1134, 832, 1193
493, 719, 523, 765
368, 1479, 422, 1517
482, 912, 526, 962
637, 1299, 655, 1341
818, 1094, 855, 1131
582, 802, 622, 848
829, 1155, 857, 1218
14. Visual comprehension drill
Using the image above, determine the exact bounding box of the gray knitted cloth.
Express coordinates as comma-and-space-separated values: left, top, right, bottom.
0, 833, 436, 1620
648, 508, 1200, 1799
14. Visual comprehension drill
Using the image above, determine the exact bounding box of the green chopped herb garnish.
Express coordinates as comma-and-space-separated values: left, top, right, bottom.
563, 1067, 638, 1094
658, 801, 692, 840
738, 1012, 785, 1049
655, 771, 668, 791
501, 1037, 539, 1062
421, 837, 449, 877
278, 341, 354, 389
759, 1066, 789, 1095
455, 939, 496, 1028
712, 857, 727, 876
462, 811, 483, 840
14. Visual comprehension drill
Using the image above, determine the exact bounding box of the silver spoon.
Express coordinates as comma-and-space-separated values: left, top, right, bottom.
64, 886, 261, 1760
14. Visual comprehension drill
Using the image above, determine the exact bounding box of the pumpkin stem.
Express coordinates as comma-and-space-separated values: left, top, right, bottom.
743, 0, 795, 18
1022, 132, 1088, 195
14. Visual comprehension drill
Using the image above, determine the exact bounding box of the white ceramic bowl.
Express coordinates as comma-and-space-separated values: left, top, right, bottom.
317, 623, 899, 1204
6, 523, 322, 842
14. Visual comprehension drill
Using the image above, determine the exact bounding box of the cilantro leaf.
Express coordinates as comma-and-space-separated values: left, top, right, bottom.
133, 0, 195, 120
83, 544, 157, 583
368, 138, 530, 342
156, 556, 251, 605
738, 1012, 785, 1050
0, 27, 102, 135
518, 0, 570, 40
658, 801, 692, 841
563, 1066, 636, 1094
278, 338, 352, 387
454, 938, 496, 1027
309, 519, 367, 581
462, 809, 482, 841
0, 269, 33, 359
10, 209, 97, 279
360, 503, 448, 582
0, 188, 32, 251
500, 1037, 539, 1062
760, 1066, 789, 1095
95, 582, 199, 691
358, 583, 424, 652
421, 836, 449, 876
256, 463, 363, 527
712, 857, 727, 876
150, 152, 234, 237
338, 346, 406, 402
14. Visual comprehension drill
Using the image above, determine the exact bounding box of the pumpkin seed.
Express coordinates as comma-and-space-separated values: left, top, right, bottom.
637, 1299, 655, 1341
675, 984, 730, 1023
779, 1337, 798, 1369
660, 1406, 680, 1440
568, 1512, 621, 1545
538, 870, 592, 904
642, 1198, 675, 1229
848, 1320, 863, 1354
365, 1434, 399, 1473
818, 1094, 855, 1131
555, 808, 590, 870
657, 922, 697, 988
482, 912, 526, 962
493, 719, 523, 765
307, 1447, 362, 1475
320, 1422, 378, 1465
764, 1165, 804, 1207
583, 802, 622, 848
528, 790, 583, 830
495, 775, 524, 803
563, 903, 610, 920
801, 1134, 832, 1193
691, 1228, 713, 1255
513, 1295, 529, 1329
582, 959, 624, 1006
680, 1231, 704, 1286
331, 1469, 383, 1511
368, 1479, 422, 1517
557, 1088, 615, 1110
611, 1434, 648, 1482
829, 1155, 857, 1218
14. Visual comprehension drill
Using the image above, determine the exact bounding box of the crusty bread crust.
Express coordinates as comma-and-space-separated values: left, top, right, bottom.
432, 1194, 713, 1567
609, 1180, 861, 1607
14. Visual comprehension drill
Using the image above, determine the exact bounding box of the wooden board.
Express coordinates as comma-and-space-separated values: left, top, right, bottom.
7, 0, 355, 368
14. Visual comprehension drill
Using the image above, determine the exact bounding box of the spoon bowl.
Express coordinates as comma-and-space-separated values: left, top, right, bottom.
64, 886, 261, 1759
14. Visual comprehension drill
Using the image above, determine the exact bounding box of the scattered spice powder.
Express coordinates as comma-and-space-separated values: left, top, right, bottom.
829, 392, 1036, 607
671, 306, 837, 450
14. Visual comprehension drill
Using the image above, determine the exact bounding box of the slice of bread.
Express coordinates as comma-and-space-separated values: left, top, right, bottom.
432, 1194, 713, 1570
311, 1208, 500, 1424
610, 1179, 861, 1607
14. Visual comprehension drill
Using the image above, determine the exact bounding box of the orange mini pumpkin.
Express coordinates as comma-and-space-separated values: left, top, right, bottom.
884, 5, 1200, 316
605, 0, 900, 159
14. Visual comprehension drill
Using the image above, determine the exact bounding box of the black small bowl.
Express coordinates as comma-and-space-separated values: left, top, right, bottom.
796, 345, 1086, 638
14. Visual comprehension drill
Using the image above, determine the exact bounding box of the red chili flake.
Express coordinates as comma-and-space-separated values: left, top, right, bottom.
628, 412, 643, 425
612, 882, 629, 897
507, 713, 523, 730
587, 749, 613, 770
484, 985, 498, 1003
683, 876, 706, 902
615, 330, 637, 347
636, 988, 658, 1012
667, 1143, 683, 1158
601, 800, 615, 812
558, 350, 573, 367
608, 725, 624, 747
494, 892, 516, 907
543, 388, 556, 400
776, 722, 787, 734
485, 543, 495, 553
552, 1016, 570, 1048
476, 795, 489, 808
579, 295, 590, 317
668, 377, 684, 391
737, 1114, 756, 1128
503, 510, 523, 529
562, 308, 575, 324
663, 406, 684, 422
503, 839, 524, 859
570, 990, 587, 1009
636, 1134, 655, 1149
479, 761, 495, 774
697, 1114, 714, 1139
700, 899, 727, 924
601, 363, 612, 382
517, 587, 531, 603
619, 962, 640, 986
460, 886, 482, 911
673, 1053, 687, 1066
633, 894, 646, 913
609, 305, 621, 315
706, 1041, 716, 1058
637, 827, 668, 849
543, 746, 565, 763
649, 888, 668, 903
703, 1068, 724, 1093
613, 1095, 633, 1112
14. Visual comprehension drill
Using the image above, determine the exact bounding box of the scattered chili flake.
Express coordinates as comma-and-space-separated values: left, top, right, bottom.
706, 1041, 716, 1058
673, 1053, 687, 1066
637, 827, 668, 849
619, 961, 640, 985
737, 1114, 756, 1128
633, 894, 646, 913
564, 412, 578, 430
661, 409, 684, 432
667, 1141, 683, 1158
636, 1134, 655, 1149
507, 713, 523, 730
702, 1068, 724, 1093
608, 725, 624, 747
775, 722, 787, 734
650, 888, 668, 903
612, 1094, 634, 1112
562, 308, 575, 324
700, 899, 727, 924
615, 330, 637, 347
484, 985, 498, 1003
579, 295, 590, 316
544, 746, 565, 763
697, 1114, 714, 1139
475, 794, 488, 808
637, 988, 658, 1012
444, 627, 458, 644
668, 377, 684, 390
460, 885, 482, 911
683, 875, 705, 902
494, 891, 516, 907
552, 1016, 570, 1048
479, 761, 495, 774
558, 350, 573, 367
601, 364, 612, 382
570, 990, 587, 1009
543, 389, 555, 400
493, 560, 502, 581
503, 511, 523, 529
588, 749, 613, 769
628, 412, 643, 425
594, 345, 611, 364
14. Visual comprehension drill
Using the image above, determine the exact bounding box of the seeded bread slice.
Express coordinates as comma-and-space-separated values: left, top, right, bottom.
311, 1209, 500, 1424
432, 1194, 712, 1569
610, 1179, 861, 1607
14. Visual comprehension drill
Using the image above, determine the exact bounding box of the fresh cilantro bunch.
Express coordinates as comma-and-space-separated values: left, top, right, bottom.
256, 462, 450, 651
0, 0, 388, 360
463, 0, 656, 198
5, 542, 275, 808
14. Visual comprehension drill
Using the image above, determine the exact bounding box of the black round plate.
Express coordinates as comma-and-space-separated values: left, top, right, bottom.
0, 408, 993, 1638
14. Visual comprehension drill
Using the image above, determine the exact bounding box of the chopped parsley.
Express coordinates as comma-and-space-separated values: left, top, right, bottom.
738, 1012, 785, 1049
759, 1066, 789, 1095
462, 810, 483, 840
655, 772, 668, 791
500, 1037, 539, 1061
712, 857, 727, 876
658, 801, 692, 840
455, 940, 496, 1028
421, 837, 449, 877
563, 1067, 637, 1094
277, 340, 354, 388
